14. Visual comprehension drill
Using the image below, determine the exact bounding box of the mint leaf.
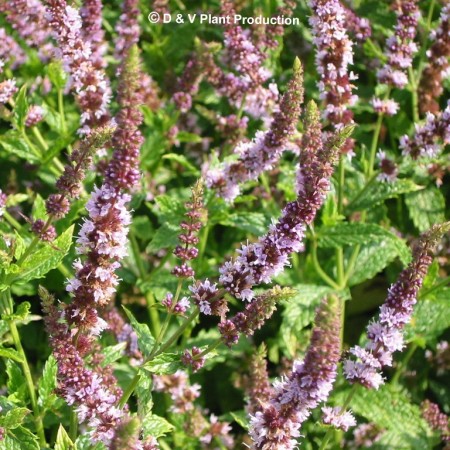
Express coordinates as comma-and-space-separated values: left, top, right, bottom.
142, 413, 174, 439
13, 225, 74, 284
14, 85, 28, 131
405, 186, 446, 232
123, 307, 155, 357
54, 424, 75, 450
38, 355, 58, 410
143, 353, 181, 375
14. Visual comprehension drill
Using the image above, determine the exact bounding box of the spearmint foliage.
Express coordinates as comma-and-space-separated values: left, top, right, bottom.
1, 1, 450, 449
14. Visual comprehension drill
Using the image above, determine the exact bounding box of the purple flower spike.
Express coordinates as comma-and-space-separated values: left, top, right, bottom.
207, 58, 304, 202
249, 296, 342, 450
419, 3, 450, 114
344, 222, 450, 389
377, 0, 420, 88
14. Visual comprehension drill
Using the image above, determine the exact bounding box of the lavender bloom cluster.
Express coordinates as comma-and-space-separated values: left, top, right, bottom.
206, 59, 303, 202
377, 0, 420, 88
215, 103, 345, 305
309, 0, 357, 152
45, 0, 111, 135
249, 296, 342, 450
400, 100, 450, 159
0, 0, 52, 62
80, 0, 107, 69
65, 47, 143, 337
0, 28, 26, 69
344, 223, 449, 389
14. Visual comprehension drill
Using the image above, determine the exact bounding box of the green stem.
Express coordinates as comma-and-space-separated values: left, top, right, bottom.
196, 337, 222, 359
152, 308, 200, 359
118, 308, 201, 408
58, 89, 67, 135
69, 407, 78, 442
337, 156, 345, 215
368, 113, 384, 178
392, 342, 418, 385
22, 131, 42, 158
408, 67, 419, 124
32, 127, 65, 173
311, 241, 341, 290
197, 224, 209, 263
3, 211, 22, 230
8, 317, 46, 445
130, 232, 161, 337
419, 276, 450, 299
118, 370, 140, 409
346, 173, 377, 211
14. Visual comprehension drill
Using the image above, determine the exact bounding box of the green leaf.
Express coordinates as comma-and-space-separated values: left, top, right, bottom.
13, 232, 25, 260
122, 307, 155, 357
75, 434, 105, 450
175, 131, 202, 144
31, 195, 47, 222
163, 153, 200, 174
101, 342, 127, 367
405, 186, 446, 232
13, 225, 74, 284
404, 288, 450, 345
146, 222, 179, 253
0, 347, 24, 363
141, 413, 174, 439
317, 223, 411, 264
349, 241, 399, 286
38, 355, 58, 410
348, 179, 422, 212
0, 131, 39, 163
142, 352, 181, 375
0, 407, 29, 429
6, 361, 28, 404
229, 411, 249, 430
47, 62, 67, 90
136, 371, 153, 416
280, 284, 347, 357
2, 302, 31, 322
223, 212, 270, 236
14, 85, 28, 130
345, 385, 435, 449
54, 425, 75, 450
0, 426, 40, 450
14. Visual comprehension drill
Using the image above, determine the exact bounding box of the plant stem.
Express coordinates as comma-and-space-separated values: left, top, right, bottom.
58, 89, 67, 136
368, 113, 384, 178
311, 240, 341, 290
129, 231, 161, 337
153, 307, 199, 359
3, 211, 22, 230
8, 317, 47, 445
408, 67, 420, 124
118, 370, 140, 409
392, 342, 418, 385
419, 276, 450, 299
69, 407, 78, 442
118, 308, 201, 408
32, 127, 65, 174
